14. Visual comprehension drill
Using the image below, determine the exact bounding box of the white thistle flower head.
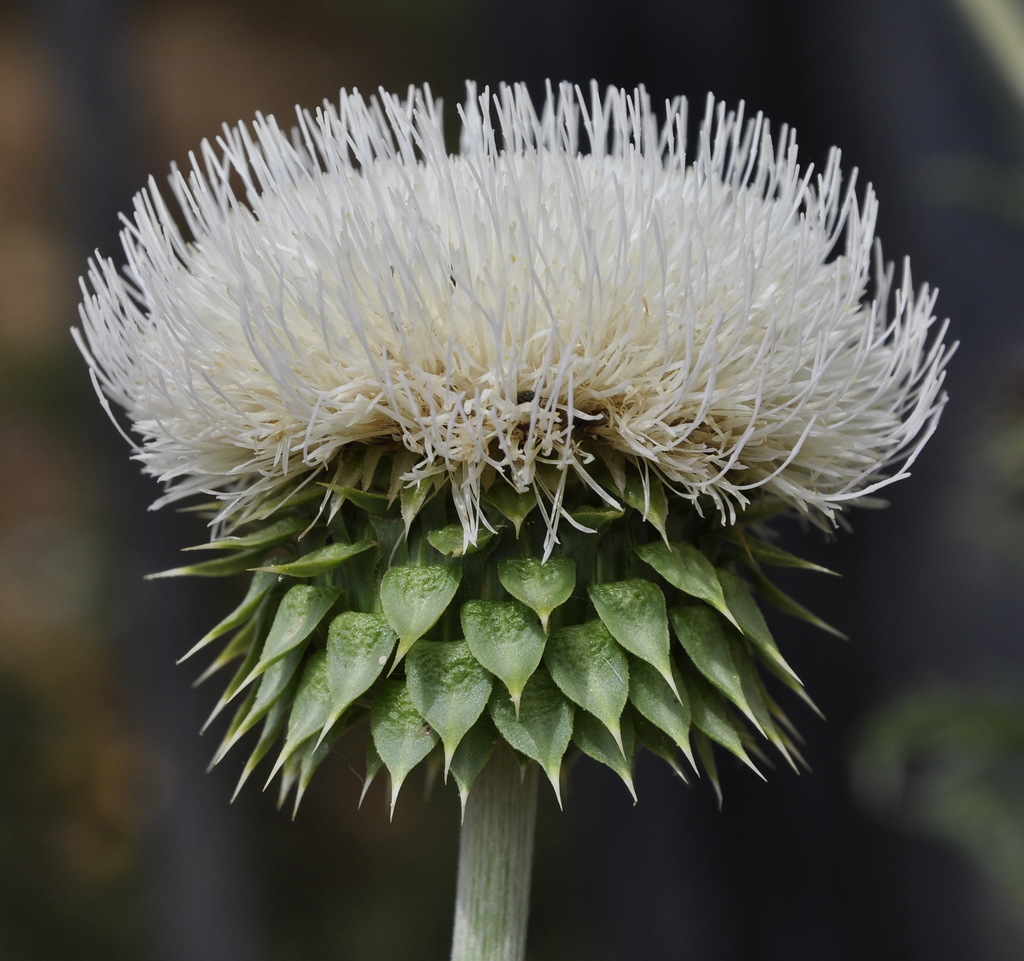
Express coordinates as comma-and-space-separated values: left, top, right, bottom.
76, 81, 951, 552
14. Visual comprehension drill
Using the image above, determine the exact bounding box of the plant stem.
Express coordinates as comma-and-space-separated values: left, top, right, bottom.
450, 746, 538, 961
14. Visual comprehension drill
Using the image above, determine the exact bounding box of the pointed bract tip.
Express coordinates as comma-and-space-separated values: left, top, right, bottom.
544, 766, 564, 808
388, 783, 402, 821
625, 778, 638, 804
357, 778, 374, 809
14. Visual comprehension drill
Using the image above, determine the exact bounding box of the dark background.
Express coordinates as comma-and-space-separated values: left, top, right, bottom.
3, 0, 1024, 958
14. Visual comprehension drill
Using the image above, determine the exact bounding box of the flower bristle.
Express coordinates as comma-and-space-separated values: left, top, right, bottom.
77, 82, 950, 555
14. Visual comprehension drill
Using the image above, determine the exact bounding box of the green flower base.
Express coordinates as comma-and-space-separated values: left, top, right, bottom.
159, 450, 836, 815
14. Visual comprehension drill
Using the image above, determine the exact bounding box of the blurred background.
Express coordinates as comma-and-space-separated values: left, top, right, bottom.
4, 0, 1024, 958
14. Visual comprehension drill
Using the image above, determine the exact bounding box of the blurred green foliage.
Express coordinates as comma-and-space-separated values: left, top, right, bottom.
854, 688, 1024, 913
850, 0, 1024, 924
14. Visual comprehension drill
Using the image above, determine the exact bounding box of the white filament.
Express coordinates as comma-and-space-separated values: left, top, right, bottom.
76, 81, 952, 547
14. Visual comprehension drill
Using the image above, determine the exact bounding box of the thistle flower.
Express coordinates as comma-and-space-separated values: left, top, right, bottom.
75, 82, 951, 813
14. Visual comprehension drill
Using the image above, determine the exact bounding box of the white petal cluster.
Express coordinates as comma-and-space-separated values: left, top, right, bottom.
76, 81, 951, 544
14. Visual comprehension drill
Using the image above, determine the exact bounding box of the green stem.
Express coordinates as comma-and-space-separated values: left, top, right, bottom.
450, 747, 538, 961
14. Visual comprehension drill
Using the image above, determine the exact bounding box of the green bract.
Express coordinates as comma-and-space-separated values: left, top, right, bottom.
170, 453, 826, 815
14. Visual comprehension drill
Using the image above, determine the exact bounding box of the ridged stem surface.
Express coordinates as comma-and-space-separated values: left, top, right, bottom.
450, 747, 538, 961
